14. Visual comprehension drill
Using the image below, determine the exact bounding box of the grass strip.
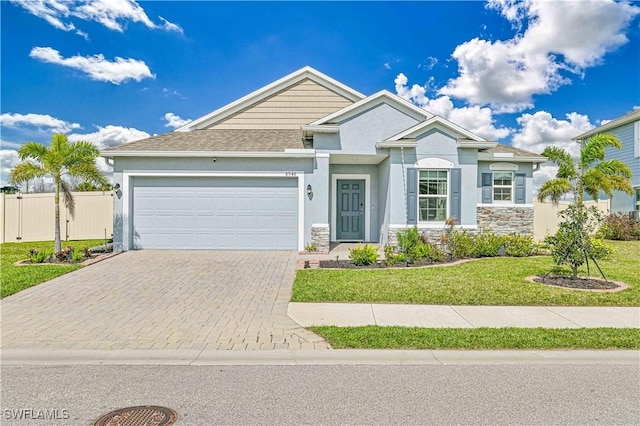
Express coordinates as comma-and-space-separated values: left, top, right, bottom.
310, 326, 640, 350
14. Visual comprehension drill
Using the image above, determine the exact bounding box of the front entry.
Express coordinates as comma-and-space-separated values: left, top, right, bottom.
336, 180, 365, 241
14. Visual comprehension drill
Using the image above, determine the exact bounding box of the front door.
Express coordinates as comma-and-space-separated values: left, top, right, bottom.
337, 180, 365, 241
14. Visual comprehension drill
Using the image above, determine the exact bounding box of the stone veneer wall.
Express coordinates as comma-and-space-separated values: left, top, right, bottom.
387, 228, 455, 246
477, 206, 534, 236
386, 206, 534, 245
310, 225, 330, 253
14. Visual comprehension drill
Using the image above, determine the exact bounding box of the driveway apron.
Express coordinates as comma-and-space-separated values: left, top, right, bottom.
0, 251, 328, 350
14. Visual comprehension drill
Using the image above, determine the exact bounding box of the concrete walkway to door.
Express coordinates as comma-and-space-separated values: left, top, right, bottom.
0, 251, 328, 351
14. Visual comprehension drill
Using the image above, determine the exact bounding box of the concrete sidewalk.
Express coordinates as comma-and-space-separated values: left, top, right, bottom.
288, 303, 640, 328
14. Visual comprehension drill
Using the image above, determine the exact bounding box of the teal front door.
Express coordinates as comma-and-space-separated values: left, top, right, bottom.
337, 180, 365, 241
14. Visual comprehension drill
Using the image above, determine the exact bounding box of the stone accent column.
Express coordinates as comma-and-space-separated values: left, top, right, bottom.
477, 206, 534, 236
311, 225, 330, 253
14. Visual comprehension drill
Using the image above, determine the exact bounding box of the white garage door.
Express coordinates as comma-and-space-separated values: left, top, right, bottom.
132, 176, 298, 249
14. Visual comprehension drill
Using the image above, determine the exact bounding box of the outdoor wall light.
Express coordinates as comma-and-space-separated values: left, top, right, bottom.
307, 184, 312, 195
113, 183, 122, 199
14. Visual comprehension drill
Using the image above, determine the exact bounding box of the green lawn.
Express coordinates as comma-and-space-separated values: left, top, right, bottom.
310, 326, 640, 350
1, 239, 105, 298
293, 240, 640, 306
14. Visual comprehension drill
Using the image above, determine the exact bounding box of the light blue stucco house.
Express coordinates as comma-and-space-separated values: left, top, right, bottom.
574, 109, 640, 214
103, 67, 546, 251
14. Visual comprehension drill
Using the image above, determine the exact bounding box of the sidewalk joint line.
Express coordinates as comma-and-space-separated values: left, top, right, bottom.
449, 305, 476, 328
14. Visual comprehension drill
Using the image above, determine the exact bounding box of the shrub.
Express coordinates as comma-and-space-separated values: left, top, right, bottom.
474, 230, 504, 257
55, 246, 74, 261
409, 242, 445, 263
596, 213, 640, 241
503, 233, 534, 257
396, 227, 421, 256
28, 249, 52, 263
349, 244, 380, 266
71, 249, 84, 262
590, 238, 613, 259
304, 242, 318, 252
449, 230, 476, 259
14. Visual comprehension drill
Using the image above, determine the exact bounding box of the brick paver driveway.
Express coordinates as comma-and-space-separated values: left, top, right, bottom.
1, 251, 328, 350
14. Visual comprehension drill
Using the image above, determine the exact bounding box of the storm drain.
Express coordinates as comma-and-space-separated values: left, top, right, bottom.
94, 405, 178, 426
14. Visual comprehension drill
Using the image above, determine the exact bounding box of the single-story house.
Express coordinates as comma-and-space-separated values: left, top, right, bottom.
573, 109, 640, 214
102, 66, 546, 251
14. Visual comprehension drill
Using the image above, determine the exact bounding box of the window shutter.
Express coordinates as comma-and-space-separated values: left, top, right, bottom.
481, 172, 492, 204
515, 173, 526, 204
450, 168, 462, 225
407, 168, 417, 225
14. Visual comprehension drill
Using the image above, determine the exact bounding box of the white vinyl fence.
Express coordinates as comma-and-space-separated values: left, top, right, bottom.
0, 192, 113, 243
0, 192, 608, 244
533, 199, 610, 241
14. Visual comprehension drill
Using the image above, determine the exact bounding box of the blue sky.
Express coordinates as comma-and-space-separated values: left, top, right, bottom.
1, 0, 639, 188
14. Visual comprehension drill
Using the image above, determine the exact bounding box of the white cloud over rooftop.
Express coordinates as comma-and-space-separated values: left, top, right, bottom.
29, 47, 155, 84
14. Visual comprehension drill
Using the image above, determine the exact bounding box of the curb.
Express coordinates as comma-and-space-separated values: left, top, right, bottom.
2, 349, 638, 366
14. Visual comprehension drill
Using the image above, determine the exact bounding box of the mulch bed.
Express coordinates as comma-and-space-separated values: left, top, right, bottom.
527, 275, 629, 293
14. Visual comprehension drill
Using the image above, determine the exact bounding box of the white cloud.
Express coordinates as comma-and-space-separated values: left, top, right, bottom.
158, 16, 183, 34
394, 73, 510, 140
511, 110, 596, 192
10, 0, 183, 36
0, 149, 20, 186
0, 112, 81, 133
30, 47, 155, 84
68, 125, 150, 176
439, 0, 640, 112
163, 113, 191, 129
68, 125, 150, 150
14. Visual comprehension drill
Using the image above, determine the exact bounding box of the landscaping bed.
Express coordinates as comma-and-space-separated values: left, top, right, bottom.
292, 241, 639, 306
1, 239, 108, 298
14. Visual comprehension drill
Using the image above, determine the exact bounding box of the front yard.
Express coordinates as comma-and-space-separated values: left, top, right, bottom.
1, 239, 105, 298
293, 240, 640, 306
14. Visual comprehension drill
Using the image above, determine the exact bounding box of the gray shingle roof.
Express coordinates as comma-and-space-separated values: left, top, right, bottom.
484, 144, 546, 159
102, 129, 304, 152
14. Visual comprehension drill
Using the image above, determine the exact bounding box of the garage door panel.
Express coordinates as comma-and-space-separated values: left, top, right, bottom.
132, 177, 298, 250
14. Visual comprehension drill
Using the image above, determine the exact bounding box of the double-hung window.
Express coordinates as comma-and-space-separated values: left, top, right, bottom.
493, 172, 513, 203
418, 170, 448, 222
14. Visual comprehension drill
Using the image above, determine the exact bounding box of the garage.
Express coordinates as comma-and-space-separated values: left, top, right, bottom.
131, 176, 298, 249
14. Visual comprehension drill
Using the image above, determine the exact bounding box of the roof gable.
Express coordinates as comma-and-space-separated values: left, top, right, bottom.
177, 66, 365, 131
309, 90, 433, 126
385, 115, 486, 142
574, 109, 640, 140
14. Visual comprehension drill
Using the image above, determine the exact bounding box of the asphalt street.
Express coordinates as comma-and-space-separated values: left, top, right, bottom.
1, 363, 638, 425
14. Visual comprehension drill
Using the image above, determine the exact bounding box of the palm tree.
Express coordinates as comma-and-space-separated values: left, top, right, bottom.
537, 133, 633, 207
10, 133, 109, 252
537, 133, 632, 278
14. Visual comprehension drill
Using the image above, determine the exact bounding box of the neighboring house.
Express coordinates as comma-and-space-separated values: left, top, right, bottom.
574, 109, 640, 214
102, 67, 546, 251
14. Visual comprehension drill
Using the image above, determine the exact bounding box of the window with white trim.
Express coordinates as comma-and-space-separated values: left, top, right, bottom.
493, 172, 513, 202
635, 187, 640, 211
418, 170, 448, 221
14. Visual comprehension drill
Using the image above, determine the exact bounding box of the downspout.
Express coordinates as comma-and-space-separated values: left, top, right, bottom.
104, 157, 114, 167
400, 146, 407, 224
